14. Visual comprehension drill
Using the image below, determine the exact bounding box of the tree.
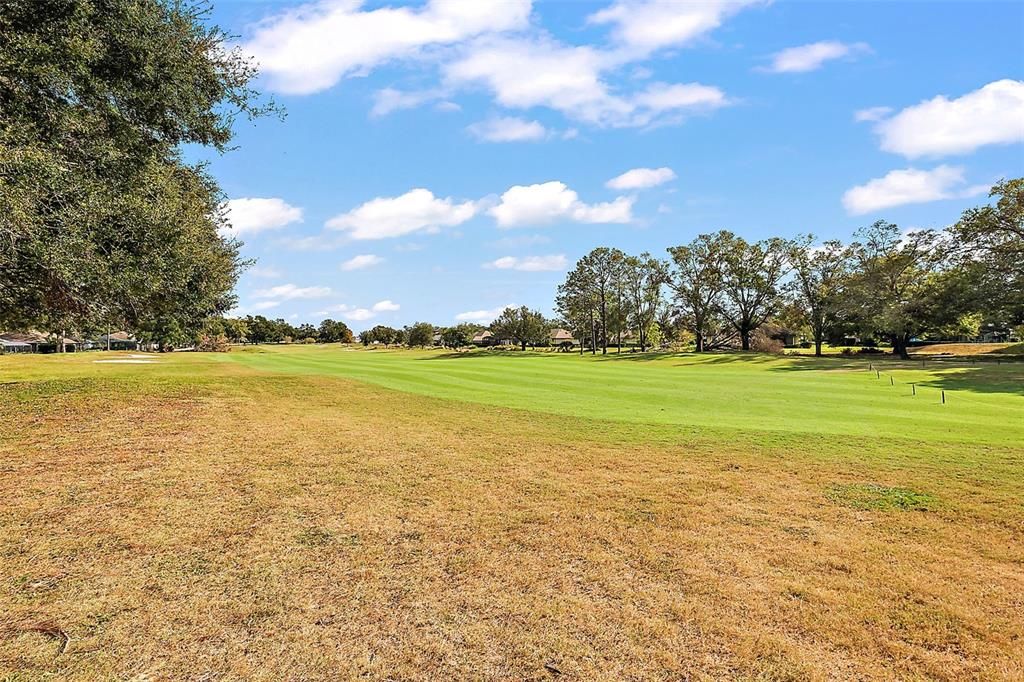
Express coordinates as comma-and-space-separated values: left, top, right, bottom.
405, 322, 434, 347
295, 323, 317, 341
623, 253, 668, 352
440, 324, 476, 349
222, 318, 250, 344
718, 235, 790, 351
557, 248, 624, 354
318, 319, 353, 343
667, 232, 730, 352
491, 306, 547, 351
0, 0, 273, 342
848, 220, 970, 359
951, 178, 1024, 325
788, 237, 852, 356
557, 266, 598, 355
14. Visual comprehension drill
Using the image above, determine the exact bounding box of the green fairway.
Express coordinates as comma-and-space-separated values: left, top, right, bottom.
228, 345, 1024, 446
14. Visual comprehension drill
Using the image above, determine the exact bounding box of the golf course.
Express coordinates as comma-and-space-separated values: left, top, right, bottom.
2, 346, 1022, 679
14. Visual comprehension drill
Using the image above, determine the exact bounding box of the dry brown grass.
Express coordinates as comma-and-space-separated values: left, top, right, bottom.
911, 342, 1023, 356
1, 362, 1022, 680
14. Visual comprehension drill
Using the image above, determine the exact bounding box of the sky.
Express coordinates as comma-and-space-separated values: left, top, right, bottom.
191, 0, 1024, 328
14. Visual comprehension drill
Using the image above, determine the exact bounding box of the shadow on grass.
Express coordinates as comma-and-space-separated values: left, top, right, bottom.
418, 347, 1024, 398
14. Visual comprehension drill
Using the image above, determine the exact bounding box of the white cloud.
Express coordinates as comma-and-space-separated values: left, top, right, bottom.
841, 165, 985, 215
445, 37, 731, 127
761, 41, 870, 74
606, 166, 676, 190
248, 265, 283, 279
854, 106, 892, 123
253, 283, 332, 300
871, 79, 1024, 157
486, 255, 567, 271
341, 254, 384, 270
467, 116, 548, 142
589, 0, 761, 56
371, 87, 443, 117
342, 308, 375, 321
326, 188, 478, 239
372, 299, 401, 312
490, 181, 634, 227
250, 300, 281, 311
455, 304, 516, 323
242, 0, 532, 95
221, 198, 303, 237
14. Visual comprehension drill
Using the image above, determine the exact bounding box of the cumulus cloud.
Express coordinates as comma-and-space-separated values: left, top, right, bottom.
589, 0, 761, 56
871, 79, 1024, 157
606, 166, 676, 190
445, 37, 730, 127
486, 255, 567, 271
489, 181, 634, 227
455, 305, 516, 323
372, 299, 400, 312
326, 188, 478, 239
761, 41, 870, 73
221, 198, 303, 237
841, 165, 985, 215
253, 283, 332, 300
242, 0, 532, 95
467, 116, 548, 142
250, 300, 281, 311
341, 254, 384, 270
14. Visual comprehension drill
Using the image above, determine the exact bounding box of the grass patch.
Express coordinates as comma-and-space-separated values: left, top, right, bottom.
826, 483, 937, 511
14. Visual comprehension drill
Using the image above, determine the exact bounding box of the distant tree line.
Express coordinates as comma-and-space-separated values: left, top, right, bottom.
555, 179, 1023, 358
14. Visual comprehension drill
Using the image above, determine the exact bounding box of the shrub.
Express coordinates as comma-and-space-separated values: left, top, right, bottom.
196, 333, 230, 352
750, 329, 784, 354
301, 337, 317, 344
840, 347, 855, 356
857, 347, 884, 355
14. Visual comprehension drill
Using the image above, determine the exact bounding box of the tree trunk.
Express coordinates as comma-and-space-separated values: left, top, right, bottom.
741, 330, 751, 351
520, 341, 526, 351
892, 334, 910, 359
695, 333, 704, 353
814, 338, 822, 357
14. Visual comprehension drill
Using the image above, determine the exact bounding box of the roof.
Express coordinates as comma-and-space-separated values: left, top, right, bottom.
99, 331, 135, 341
0, 332, 78, 345
0, 338, 32, 347
549, 328, 574, 341
472, 331, 493, 342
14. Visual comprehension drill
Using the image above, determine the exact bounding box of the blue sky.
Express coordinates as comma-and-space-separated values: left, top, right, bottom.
192, 0, 1024, 327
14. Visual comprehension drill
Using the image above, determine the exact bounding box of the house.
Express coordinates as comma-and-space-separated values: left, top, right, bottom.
472, 331, 493, 346
96, 331, 138, 351
0, 332, 79, 353
549, 328, 576, 349
0, 335, 32, 353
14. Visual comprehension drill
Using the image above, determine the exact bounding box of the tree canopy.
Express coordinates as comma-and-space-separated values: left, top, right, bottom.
0, 0, 274, 345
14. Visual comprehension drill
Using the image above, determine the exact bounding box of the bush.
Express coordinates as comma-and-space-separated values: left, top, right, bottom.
301, 337, 317, 344
750, 329, 784, 354
196, 333, 230, 352
840, 347, 855, 356
857, 347, 885, 355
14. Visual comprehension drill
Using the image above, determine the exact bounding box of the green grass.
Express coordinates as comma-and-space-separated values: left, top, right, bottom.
227, 345, 1024, 446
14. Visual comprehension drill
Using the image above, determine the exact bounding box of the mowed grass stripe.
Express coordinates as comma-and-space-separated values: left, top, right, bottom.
229, 347, 1024, 445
